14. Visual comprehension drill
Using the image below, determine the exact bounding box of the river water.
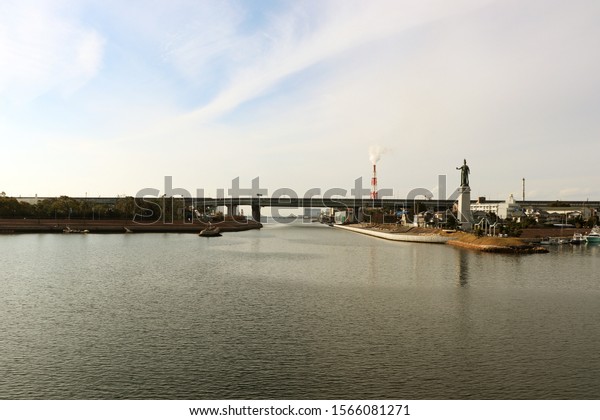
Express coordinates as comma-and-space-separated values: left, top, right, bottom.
1, 222, 599, 399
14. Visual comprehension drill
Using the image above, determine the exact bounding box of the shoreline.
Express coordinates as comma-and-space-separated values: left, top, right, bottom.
446, 237, 549, 254
333, 224, 450, 243
0, 218, 262, 234
335, 223, 549, 254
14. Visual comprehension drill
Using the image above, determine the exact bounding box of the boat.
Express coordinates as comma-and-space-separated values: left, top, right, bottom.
199, 225, 221, 237
570, 233, 586, 245
542, 237, 567, 245
585, 227, 600, 244
539, 237, 551, 245
63, 226, 89, 234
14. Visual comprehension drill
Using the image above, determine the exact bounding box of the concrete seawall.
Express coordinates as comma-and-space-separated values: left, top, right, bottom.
334, 225, 450, 243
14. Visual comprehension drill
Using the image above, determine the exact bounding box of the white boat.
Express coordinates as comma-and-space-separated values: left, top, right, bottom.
542, 237, 567, 245
570, 233, 586, 245
585, 227, 600, 244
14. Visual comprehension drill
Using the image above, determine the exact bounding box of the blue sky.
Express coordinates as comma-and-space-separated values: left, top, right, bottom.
1, 0, 600, 201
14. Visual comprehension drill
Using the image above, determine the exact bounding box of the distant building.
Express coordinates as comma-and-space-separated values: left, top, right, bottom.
525, 206, 593, 220
16, 194, 41, 205
470, 194, 518, 219
469, 194, 596, 224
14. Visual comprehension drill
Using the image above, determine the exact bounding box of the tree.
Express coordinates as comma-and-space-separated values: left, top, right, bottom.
586, 215, 599, 228
521, 216, 538, 229
0, 196, 20, 217
500, 219, 522, 237
445, 211, 458, 230
115, 196, 135, 220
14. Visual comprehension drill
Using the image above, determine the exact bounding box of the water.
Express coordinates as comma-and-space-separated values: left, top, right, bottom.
1, 223, 599, 399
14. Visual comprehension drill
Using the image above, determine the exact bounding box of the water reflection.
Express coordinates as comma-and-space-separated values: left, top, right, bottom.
585, 242, 600, 254
2, 226, 600, 399
368, 244, 378, 285
456, 250, 469, 287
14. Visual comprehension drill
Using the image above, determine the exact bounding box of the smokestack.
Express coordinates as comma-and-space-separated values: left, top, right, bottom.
522, 178, 525, 202
371, 164, 378, 199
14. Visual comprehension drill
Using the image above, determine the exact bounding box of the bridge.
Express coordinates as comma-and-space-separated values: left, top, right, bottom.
17, 196, 600, 223
195, 197, 600, 222
190, 197, 457, 222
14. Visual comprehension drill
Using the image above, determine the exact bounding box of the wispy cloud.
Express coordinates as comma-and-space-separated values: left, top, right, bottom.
0, 1, 104, 102
159, 1, 244, 85
181, 0, 492, 122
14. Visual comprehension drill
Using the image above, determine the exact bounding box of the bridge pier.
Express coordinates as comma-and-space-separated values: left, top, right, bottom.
252, 204, 261, 222
226, 204, 238, 217
354, 207, 363, 222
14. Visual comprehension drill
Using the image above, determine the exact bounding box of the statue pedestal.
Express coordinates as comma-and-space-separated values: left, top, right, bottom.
457, 186, 473, 231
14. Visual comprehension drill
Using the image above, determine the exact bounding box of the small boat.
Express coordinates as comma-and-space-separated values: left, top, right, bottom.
541, 237, 568, 245
63, 226, 89, 234
199, 225, 221, 237
570, 233, 586, 245
585, 227, 600, 244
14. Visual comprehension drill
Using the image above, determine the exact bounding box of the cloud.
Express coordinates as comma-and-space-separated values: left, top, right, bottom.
0, 1, 105, 102
94, 0, 600, 199
181, 0, 493, 122
3, 0, 600, 199
159, 1, 244, 82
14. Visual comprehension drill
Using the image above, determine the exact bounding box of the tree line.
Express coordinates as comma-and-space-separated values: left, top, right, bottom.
0, 196, 137, 220
0, 195, 221, 222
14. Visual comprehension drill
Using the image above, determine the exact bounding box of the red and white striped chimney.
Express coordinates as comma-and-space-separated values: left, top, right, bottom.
370, 164, 378, 199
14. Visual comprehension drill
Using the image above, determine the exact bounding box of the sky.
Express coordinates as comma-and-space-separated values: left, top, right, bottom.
1, 0, 600, 201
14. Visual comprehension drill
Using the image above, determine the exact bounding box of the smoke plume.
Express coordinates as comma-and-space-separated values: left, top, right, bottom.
369, 145, 389, 164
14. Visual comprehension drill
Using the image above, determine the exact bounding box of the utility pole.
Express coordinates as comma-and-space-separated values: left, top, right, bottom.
522, 178, 525, 202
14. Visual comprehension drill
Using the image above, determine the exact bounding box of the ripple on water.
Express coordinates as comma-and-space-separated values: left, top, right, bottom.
0, 228, 599, 399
